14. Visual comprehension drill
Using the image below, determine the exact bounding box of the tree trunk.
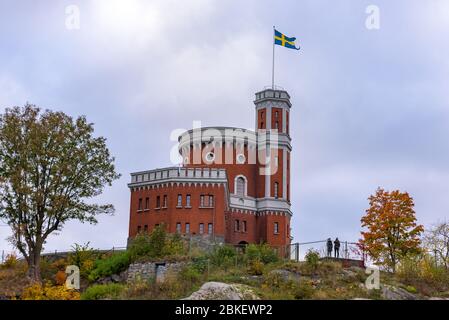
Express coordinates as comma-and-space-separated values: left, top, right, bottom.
27, 246, 42, 283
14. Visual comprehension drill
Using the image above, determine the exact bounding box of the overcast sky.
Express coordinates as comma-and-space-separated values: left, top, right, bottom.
1, 0, 449, 255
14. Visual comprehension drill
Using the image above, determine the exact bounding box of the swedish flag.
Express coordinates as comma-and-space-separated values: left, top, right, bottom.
274, 29, 300, 50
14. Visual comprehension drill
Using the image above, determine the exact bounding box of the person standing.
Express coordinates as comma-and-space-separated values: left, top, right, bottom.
334, 238, 341, 258
326, 238, 333, 257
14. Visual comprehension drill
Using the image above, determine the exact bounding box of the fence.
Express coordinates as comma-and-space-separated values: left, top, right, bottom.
1, 246, 128, 263
286, 240, 365, 263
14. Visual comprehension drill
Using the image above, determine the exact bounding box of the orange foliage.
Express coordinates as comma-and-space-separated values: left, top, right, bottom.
359, 188, 424, 272
55, 270, 67, 285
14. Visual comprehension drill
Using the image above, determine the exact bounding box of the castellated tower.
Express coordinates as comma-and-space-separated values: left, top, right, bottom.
127, 88, 293, 256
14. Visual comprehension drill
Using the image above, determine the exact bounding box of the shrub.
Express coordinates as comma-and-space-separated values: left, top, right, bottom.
179, 265, 202, 283
81, 283, 124, 300
248, 260, 264, 275
68, 242, 98, 278
304, 249, 320, 273
191, 256, 209, 274
22, 282, 80, 300
1, 253, 18, 269
293, 280, 314, 299
128, 226, 186, 261
88, 251, 131, 282
246, 244, 278, 264
209, 245, 236, 267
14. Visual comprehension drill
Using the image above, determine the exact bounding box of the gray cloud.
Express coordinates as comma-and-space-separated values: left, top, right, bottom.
1, 0, 449, 254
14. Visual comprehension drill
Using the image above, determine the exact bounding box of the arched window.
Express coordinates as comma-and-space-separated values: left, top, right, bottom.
274, 182, 279, 199
236, 176, 246, 196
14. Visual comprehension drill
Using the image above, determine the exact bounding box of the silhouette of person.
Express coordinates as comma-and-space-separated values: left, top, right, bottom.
334, 238, 341, 258
326, 238, 333, 257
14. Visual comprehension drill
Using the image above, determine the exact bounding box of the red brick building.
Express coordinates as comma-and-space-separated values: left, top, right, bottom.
128, 88, 293, 253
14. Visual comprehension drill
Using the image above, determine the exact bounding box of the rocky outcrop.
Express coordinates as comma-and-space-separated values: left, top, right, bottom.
381, 285, 419, 300
183, 282, 260, 300
268, 269, 300, 282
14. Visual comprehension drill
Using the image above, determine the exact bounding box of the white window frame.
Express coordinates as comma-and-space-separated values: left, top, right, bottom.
234, 175, 248, 197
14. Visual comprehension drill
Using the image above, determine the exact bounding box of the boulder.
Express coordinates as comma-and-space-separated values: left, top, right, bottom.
183, 282, 259, 300
381, 285, 418, 300
268, 269, 300, 282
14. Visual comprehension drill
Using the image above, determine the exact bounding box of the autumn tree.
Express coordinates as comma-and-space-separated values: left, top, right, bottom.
359, 188, 424, 272
424, 221, 449, 270
0, 104, 120, 281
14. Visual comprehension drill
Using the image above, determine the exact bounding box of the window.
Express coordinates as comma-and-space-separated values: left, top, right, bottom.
137, 225, 142, 233
275, 111, 278, 119
199, 223, 204, 234
177, 194, 182, 207
186, 194, 191, 207
243, 221, 247, 232
208, 223, 213, 235
138, 198, 143, 211
200, 195, 205, 207
205, 152, 215, 162
237, 154, 246, 164
274, 222, 279, 234
163, 195, 167, 208
274, 182, 279, 199
185, 223, 190, 234
156, 196, 160, 208
236, 177, 245, 196
144, 225, 148, 233
145, 197, 149, 210
176, 223, 181, 233
209, 195, 214, 207
261, 122, 264, 129
275, 121, 279, 129
235, 220, 240, 232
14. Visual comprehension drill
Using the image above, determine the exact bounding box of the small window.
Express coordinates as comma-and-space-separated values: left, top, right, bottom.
163, 195, 167, 208
176, 223, 181, 233
156, 196, 160, 208
177, 194, 182, 207
205, 152, 215, 162
275, 121, 279, 129
208, 223, 213, 235
144, 225, 148, 233
186, 194, 191, 207
199, 223, 204, 234
185, 223, 190, 234
209, 195, 214, 207
275, 111, 278, 119
200, 195, 205, 207
137, 225, 142, 233
235, 220, 240, 232
138, 198, 143, 211
145, 197, 149, 210
243, 221, 247, 232
274, 222, 279, 234
274, 182, 279, 199
236, 177, 245, 196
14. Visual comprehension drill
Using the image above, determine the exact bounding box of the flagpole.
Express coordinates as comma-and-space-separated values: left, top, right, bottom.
272, 26, 275, 90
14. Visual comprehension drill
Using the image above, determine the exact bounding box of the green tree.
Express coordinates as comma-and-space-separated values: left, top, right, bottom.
0, 104, 120, 281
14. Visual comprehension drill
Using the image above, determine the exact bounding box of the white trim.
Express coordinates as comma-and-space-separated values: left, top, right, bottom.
283, 148, 287, 199
234, 174, 248, 197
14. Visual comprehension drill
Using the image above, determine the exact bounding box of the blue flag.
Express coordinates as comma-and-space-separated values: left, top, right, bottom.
274, 29, 300, 50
